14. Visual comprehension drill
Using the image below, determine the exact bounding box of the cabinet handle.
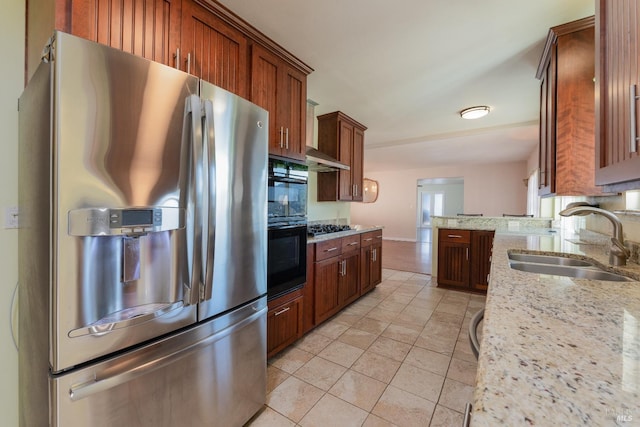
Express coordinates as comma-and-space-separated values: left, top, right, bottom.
363, 238, 373, 242
279, 127, 284, 148
466, 248, 469, 260
463, 403, 472, 427
325, 247, 338, 253
631, 84, 639, 153
174, 48, 180, 70
186, 52, 191, 75
342, 260, 347, 276
372, 248, 376, 262
348, 242, 358, 246
448, 234, 463, 239
274, 306, 290, 316
355, 184, 358, 196
376, 235, 382, 239
285, 128, 289, 149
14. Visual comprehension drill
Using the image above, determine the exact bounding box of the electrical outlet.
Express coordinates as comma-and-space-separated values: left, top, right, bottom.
5, 206, 19, 229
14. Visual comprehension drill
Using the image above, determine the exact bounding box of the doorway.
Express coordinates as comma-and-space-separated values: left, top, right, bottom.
416, 178, 464, 243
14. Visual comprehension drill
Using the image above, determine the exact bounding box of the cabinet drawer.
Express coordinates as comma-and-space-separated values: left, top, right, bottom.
342, 234, 360, 253
439, 229, 471, 244
360, 230, 380, 247
315, 238, 342, 261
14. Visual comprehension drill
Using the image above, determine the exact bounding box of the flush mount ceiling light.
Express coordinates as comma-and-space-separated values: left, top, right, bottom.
460, 106, 491, 120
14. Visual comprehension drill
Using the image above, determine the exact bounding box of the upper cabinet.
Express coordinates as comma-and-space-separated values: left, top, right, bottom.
26, 1, 313, 158
181, 0, 249, 97
251, 44, 308, 161
595, 0, 640, 190
536, 16, 605, 197
317, 112, 367, 202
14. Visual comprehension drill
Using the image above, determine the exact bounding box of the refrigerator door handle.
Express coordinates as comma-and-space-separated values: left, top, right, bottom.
202, 99, 216, 302
185, 94, 204, 306
68, 305, 268, 402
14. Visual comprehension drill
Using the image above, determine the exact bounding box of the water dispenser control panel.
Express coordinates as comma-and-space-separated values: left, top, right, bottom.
68, 207, 183, 236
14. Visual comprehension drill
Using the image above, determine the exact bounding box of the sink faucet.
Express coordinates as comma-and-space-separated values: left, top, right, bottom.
559, 206, 630, 266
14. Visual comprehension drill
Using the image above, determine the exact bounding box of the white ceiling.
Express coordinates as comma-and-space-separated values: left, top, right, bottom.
217, 0, 595, 172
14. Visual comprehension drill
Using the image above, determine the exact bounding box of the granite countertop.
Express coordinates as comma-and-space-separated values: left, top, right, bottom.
473, 230, 640, 425
307, 225, 383, 244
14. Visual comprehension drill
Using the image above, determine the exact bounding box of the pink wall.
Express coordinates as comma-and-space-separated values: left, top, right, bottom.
350, 161, 529, 241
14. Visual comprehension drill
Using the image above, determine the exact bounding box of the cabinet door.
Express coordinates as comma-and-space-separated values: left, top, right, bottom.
538, 50, 556, 196
314, 257, 341, 324
70, 0, 180, 66
352, 127, 364, 201
370, 241, 382, 286
596, 0, 640, 187
338, 121, 354, 200
251, 45, 282, 155
360, 246, 373, 294
437, 241, 470, 288
470, 231, 494, 292
339, 251, 360, 306
181, 0, 248, 97
278, 66, 307, 161
267, 294, 303, 358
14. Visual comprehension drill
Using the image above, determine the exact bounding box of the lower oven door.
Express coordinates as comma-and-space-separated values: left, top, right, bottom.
268, 224, 307, 299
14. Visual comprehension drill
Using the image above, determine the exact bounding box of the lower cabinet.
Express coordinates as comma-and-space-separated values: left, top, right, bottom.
437, 228, 494, 293
267, 288, 303, 358
360, 230, 383, 294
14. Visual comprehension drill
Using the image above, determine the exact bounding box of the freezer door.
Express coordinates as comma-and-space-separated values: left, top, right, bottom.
52, 297, 267, 427
198, 82, 268, 320
45, 32, 200, 372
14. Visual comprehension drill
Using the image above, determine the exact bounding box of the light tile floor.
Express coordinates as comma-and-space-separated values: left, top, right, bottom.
247, 269, 486, 427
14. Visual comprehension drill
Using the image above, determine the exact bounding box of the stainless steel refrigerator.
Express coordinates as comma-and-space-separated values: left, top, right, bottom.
18, 31, 268, 427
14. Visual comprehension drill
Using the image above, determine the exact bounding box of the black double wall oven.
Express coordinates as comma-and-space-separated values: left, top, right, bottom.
267, 158, 308, 300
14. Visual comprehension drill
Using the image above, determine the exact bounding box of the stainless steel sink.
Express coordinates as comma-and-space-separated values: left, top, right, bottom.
508, 253, 594, 267
508, 262, 633, 282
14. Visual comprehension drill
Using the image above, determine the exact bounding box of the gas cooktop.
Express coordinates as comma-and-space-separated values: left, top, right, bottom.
307, 224, 352, 236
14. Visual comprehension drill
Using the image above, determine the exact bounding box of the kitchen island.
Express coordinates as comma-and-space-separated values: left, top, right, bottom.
473, 230, 640, 425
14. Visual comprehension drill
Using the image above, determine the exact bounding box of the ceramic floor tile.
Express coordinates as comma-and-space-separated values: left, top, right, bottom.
314, 319, 350, 339
452, 338, 478, 364
413, 333, 457, 356
447, 357, 478, 386
438, 378, 475, 413
390, 362, 445, 402
318, 340, 365, 368
371, 385, 435, 427
332, 311, 364, 326
245, 406, 296, 427
294, 356, 347, 391
293, 331, 334, 355
362, 413, 398, 427
383, 292, 414, 305
328, 369, 387, 412
376, 299, 407, 313
429, 404, 465, 427
266, 376, 324, 423
403, 346, 451, 376
351, 351, 402, 384
269, 347, 314, 374
436, 301, 469, 316
343, 303, 374, 317
354, 317, 390, 335
298, 393, 369, 427
381, 323, 421, 345
429, 311, 464, 326
365, 307, 399, 323
266, 365, 290, 394
337, 327, 378, 350
368, 336, 412, 362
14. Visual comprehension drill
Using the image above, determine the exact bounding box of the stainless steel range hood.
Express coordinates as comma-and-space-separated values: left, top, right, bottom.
306, 146, 350, 172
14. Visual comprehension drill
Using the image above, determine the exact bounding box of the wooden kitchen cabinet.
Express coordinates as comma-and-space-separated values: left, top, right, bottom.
437, 228, 494, 293
267, 288, 303, 358
595, 1, 640, 190
251, 44, 308, 161
536, 16, 604, 197
180, 0, 249, 97
317, 112, 367, 202
470, 230, 494, 292
360, 229, 383, 295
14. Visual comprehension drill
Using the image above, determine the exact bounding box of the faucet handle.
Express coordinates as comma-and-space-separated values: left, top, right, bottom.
611, 237, 631, 257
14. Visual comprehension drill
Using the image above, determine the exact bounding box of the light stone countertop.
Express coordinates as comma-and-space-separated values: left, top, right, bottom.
473, 230, 640, 426
306, 225, 383, 244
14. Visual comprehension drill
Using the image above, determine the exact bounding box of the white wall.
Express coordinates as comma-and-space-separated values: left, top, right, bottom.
0, 1, 24, 425
351, 161, 528, 240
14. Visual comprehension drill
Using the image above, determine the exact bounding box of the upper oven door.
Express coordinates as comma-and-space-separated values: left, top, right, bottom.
268, 159, 308, 222
267, 224, 307, 299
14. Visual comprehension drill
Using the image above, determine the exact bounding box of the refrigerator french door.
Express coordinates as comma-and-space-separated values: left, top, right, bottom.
19, 31, 268, 427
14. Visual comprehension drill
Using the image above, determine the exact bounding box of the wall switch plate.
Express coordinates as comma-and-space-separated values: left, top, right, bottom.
5, 206, 19, 229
